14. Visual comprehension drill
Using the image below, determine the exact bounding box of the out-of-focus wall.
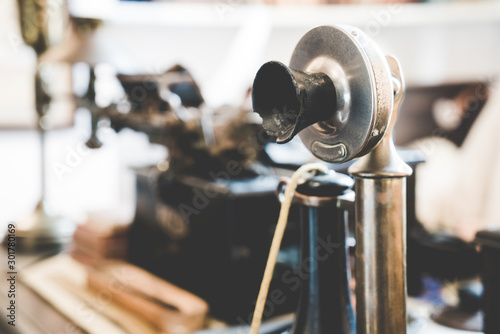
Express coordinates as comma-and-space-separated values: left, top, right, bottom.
68, 0, 500, 106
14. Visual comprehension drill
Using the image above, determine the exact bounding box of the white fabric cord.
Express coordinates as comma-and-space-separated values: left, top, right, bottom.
249, 163, 329, 334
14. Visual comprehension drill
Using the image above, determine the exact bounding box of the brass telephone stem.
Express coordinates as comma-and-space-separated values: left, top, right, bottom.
349, 56, 412, 334
352, 177, 407, 334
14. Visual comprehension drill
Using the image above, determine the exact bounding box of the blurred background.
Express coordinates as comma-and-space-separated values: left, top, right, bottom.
2, 0, 500, 236
1, 0, 500, 333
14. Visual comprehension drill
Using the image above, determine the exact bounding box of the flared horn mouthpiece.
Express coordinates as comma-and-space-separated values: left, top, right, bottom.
252, 61, 337, 144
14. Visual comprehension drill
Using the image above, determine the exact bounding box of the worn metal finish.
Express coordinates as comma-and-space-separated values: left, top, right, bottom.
292, 188, 354, 208
349, 56, 411, 334
353, 178, 407, 334
252, 25, 412, 333
252, 25, 394, 163
349, 56, 412, 178
289, 25, 393, 163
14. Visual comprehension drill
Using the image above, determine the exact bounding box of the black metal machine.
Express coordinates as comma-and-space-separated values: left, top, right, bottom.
283, 171, 356, 334
128, 167, 300, 323
87, 65, 305, 323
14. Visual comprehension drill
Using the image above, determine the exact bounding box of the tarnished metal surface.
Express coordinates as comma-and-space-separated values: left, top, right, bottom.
252, 25, 412, 333
349, 56, 412, 334
289, 25, 393, 163
353, 177, 407, 334
349, 56, 412, 177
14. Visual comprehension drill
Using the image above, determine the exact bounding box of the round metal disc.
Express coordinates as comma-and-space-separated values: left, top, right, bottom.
290, 25, 393, 163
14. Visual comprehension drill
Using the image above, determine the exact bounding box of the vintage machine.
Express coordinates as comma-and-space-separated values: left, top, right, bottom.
82, 64, 304, 323
85, 24, 430, 331
10, 0, 99, 249
7, 1, 499, 332
251, 25, 411, 333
